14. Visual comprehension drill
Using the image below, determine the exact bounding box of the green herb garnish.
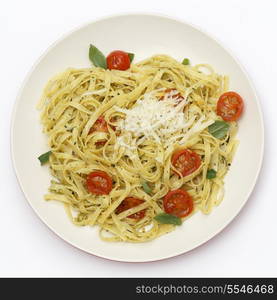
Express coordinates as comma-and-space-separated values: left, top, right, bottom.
207, 169, 217, 179
38, 151, 52, 165
182, 58, 190, 65
154, 213, 182, 225
89, 44, 107, 69
128, 53, 135, 63
141, 181, 152, 194
208, 120, 230, 139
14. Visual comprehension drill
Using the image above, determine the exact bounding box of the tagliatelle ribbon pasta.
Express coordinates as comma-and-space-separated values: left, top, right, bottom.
38, 54, 239, 242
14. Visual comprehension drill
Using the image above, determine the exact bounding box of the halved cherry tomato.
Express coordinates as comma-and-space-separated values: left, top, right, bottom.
89, 116, 108, 134
106, 50, 130, 71
89, 116, 116, 146
86, 171, 113, 195
217, 91, 244, 121
172, 149, 201, 177
160, 88, 184, 102
116, 197, 146, 220
164, 189, 193, 218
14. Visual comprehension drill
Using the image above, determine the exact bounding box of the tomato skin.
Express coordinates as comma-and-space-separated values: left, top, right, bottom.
163, 189, 193, 218
95, 140, 107, 146
172, 149, 201, 177
108, 117, 117, 132
89, 116, 116, 146
116, 197, 146, 220
86, 171, 113, 195
106, 50, 130, 71
160, 88, 184, 102
89, 116, 108, 134
217, 91, 244, 121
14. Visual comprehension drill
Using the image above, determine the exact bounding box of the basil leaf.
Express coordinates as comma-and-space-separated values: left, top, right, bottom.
207, 169, 216, 179
89, 44, 107, 69
182, 58, 190, 65
154, 213, 182, 225
141, 181, 152, 194
208, 120, 230, 139
38, 151, 52, 165
128, 53, 135, 63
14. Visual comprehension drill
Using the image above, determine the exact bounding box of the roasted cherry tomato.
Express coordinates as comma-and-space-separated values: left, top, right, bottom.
163, 189, 193, 218
160, 88, 184, 102
89, 116, 116, 146
116, 197, 146, 220
89, 116, 108, 134
86, 171, 113, 195
172, 149, 201, 177
106, 50, 130, 71
216, 91, 244, 121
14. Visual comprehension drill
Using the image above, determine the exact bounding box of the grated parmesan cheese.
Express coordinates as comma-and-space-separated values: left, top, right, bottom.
114, 89, 213, 162
115, 90, 189, 144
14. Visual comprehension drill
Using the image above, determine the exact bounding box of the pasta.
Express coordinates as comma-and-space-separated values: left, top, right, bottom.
37, 53, 240, 242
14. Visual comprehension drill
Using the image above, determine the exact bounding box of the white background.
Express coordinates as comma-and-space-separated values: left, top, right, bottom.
1, 0, 276, 277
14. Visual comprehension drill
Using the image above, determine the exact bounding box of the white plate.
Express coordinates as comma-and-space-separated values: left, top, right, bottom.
11, 14, 264, 262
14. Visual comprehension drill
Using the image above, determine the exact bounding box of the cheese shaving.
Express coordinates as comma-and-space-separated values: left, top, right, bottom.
115, 89, 213, 152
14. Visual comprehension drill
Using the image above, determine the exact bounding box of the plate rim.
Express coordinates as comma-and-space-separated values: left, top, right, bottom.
10, 12, 265, 262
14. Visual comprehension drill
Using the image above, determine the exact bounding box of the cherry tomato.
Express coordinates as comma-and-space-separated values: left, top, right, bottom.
163, 189, 193, 218
86, 171, 113, 195
160, 88, 184, 102
89, 116, 116, 146
217, 91, 244, 121
172, 149, 201, 177
116, 197, 146, 220
89, 116, 108, 134
106, 50, 130, 71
